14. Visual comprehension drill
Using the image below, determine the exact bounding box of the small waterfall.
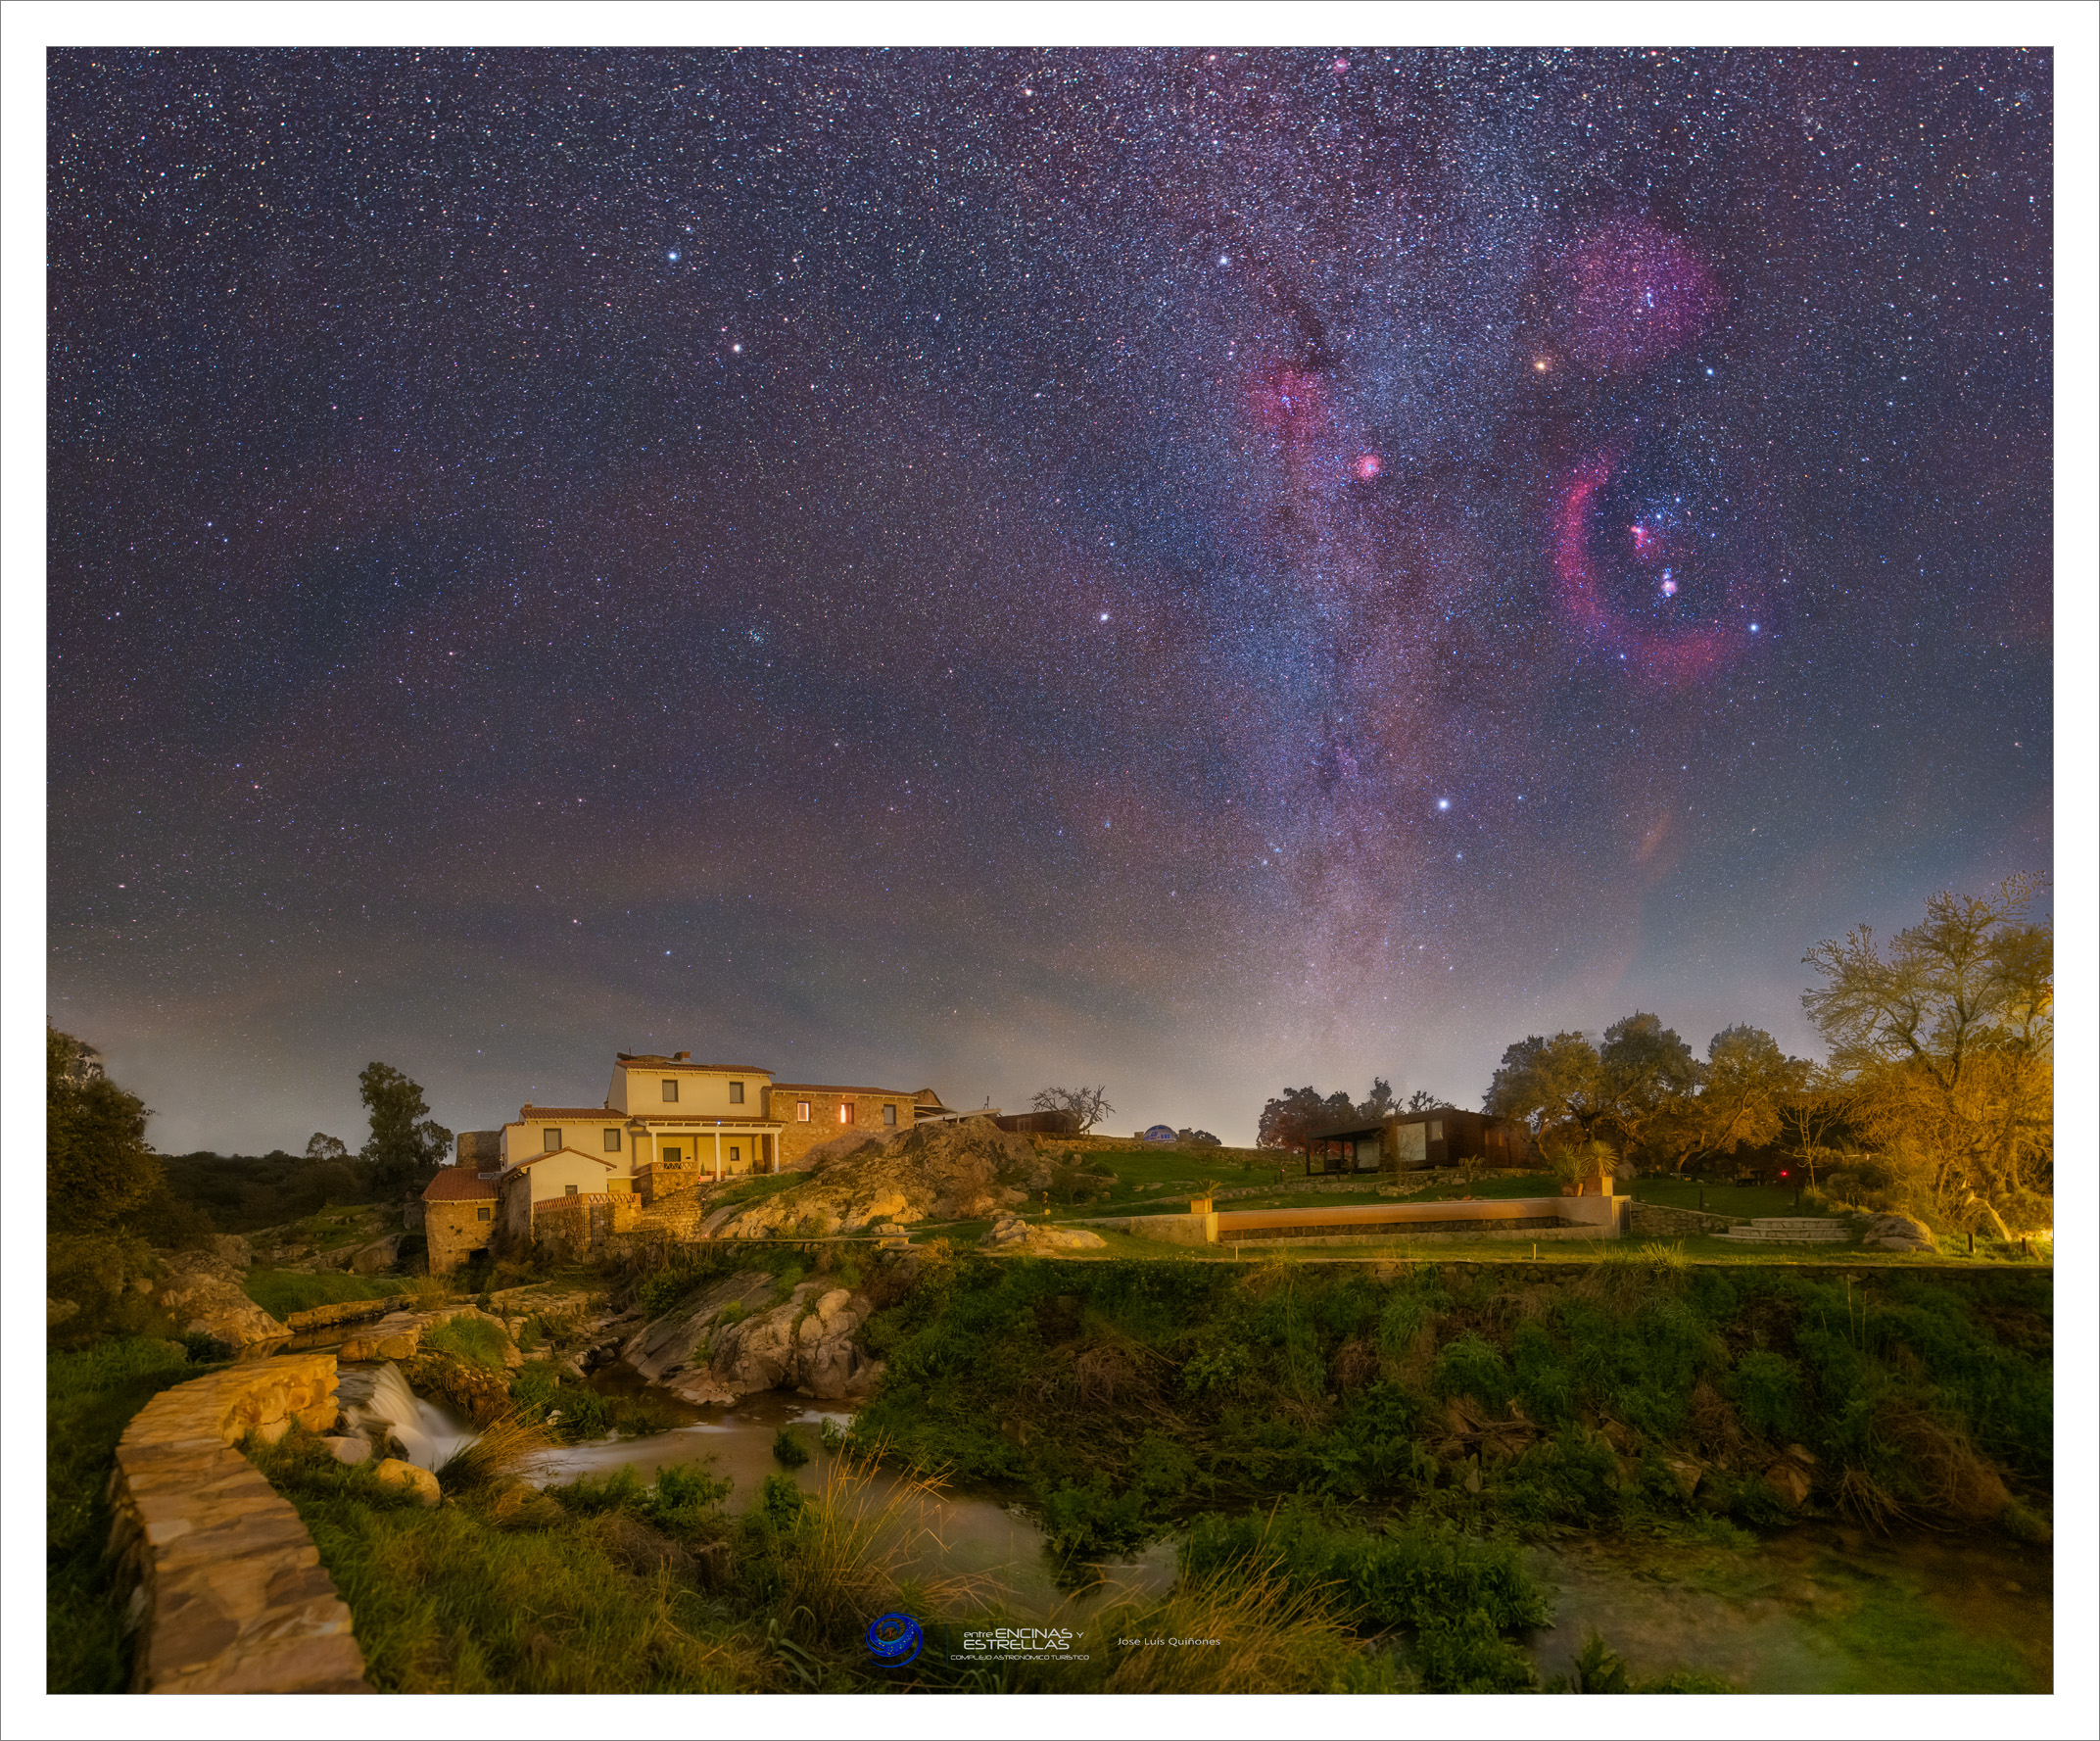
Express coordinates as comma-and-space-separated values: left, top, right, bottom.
338, 1362, 479, 1470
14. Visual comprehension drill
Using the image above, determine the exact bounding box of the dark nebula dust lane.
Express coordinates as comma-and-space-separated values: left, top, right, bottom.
46, 48, 2052, 1150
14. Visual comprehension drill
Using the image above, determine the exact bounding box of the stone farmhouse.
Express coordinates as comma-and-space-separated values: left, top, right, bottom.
421, 1050, 946, 1273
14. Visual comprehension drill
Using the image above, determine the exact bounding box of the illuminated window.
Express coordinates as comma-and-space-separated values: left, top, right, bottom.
476, 1207, 491, 1223
883, 1103, 897, 1126
729, 1081, 744, 1104
662, 1080, 680, 1102
544, 1129, 561, 1151
839, 1101, 856, 1125
604, 1128, 622, 1151
730, 1144, 741, 1165
797, 1100, 811, 1122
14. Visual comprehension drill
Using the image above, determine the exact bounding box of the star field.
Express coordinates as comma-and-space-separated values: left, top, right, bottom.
47, 48, 2052, 1150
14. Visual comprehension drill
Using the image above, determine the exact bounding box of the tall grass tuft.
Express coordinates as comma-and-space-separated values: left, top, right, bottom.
1085, 1565, 1366, 1694
436, 1409, 551, 1494
765, 1451, 993, 1644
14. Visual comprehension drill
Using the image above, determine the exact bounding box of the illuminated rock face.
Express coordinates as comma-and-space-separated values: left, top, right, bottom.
107, 1353, 371, 1694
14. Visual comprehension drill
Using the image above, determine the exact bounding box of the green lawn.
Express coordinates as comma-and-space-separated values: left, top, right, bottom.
1069, 1148, 1282, 1193
1625, 1177, 1838, 1220
241, 1268, 408, 1321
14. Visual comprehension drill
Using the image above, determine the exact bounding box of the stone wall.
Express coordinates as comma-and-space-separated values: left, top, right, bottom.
1628, 1202, 1742, 1237
107, 1352, 370, 1693
426, 1199, 497, 1275
770, 1087, 910, 1167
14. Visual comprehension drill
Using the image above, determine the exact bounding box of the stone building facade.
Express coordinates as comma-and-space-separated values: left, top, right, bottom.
420, 1167, 499, 1275
767, 1081, 936, 1167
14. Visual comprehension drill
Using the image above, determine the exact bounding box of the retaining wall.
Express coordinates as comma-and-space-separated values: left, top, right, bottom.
106, 1351, 370, 1693
1627, 1202, 1743, 1237
1097, 1194, 1629, 1246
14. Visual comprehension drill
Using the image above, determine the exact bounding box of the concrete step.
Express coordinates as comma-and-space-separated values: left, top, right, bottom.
1718, 1219, 1852, 1243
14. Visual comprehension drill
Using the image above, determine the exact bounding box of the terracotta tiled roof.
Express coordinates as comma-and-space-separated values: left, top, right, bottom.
630, 1115, 780, 1128
768, 1083, 915, 1097
499, 1146, 618, 1181
514, 1106, 786, 1124
423, 1170, 499, 1202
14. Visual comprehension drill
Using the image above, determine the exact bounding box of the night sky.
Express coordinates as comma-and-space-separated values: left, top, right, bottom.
46, 48, 2053, 1154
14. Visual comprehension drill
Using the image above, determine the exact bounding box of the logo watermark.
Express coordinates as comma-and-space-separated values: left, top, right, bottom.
865, 1612, 924, 1668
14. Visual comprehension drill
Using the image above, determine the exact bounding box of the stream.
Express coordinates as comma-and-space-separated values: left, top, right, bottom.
343, 1356, 2052, 1690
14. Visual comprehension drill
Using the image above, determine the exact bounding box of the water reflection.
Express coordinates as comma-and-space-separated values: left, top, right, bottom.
525, 1388, 1177, 1622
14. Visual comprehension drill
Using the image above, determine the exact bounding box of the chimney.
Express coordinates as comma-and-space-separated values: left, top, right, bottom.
675, 1050, 691, 1062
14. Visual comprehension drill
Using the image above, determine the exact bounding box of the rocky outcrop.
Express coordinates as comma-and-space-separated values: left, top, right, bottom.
107, 1353, 369, 1693
404, 1348, 515, 1426
706, 1115, 1054, 1237
338, 1303, 519, 1365
283, 1295, 401, 1331
982, 1214, 1108, 1253
49, 1296, 80, 1328
1862, 1213, 1937, 1252
1763, 1445, 1818, 1508
348, 1233, 404, 1275
153, 1249, 288, 1346
621, 1270, 882, 1404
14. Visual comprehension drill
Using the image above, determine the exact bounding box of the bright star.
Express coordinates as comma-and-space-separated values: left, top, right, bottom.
1437, 798, 1451, 811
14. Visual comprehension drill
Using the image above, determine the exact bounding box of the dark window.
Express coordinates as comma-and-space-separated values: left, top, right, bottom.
476, 1207, 491, 1222
604, 1127, 622, 1151
663, 1145, 683, 1166
729, 1081, 744, 1104
883, 1103, 897, 1126
662, 1080, 680, 1102
544, 1129, 561, 1152
565, 1184, 578, 1197
730, 1144, 741, 1165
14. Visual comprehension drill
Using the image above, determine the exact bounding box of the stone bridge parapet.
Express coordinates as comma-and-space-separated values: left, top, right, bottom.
106, 1351, 370, 1693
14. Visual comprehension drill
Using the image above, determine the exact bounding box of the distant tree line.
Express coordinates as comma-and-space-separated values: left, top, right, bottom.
1257, 1078, 1444, 1151
46, 1035, 455, 1332
1252, 879, 2052, 1235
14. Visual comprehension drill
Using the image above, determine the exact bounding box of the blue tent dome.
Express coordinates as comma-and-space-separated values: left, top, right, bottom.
1142, 1124, 1177, 1142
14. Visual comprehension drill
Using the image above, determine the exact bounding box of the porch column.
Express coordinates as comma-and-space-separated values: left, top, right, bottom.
713, 1127, 723, 1184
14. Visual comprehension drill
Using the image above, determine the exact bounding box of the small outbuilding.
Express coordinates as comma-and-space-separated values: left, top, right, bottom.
421, 1166, 499, 1275
1141, 1124, 1178, 1143
1301, 1107, 1524, 1176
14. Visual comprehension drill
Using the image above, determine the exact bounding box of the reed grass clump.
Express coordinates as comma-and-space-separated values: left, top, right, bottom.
436, 1410, 551, 1494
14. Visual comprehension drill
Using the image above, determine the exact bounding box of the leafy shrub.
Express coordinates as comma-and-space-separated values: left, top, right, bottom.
1180, 1343, 1255, 1401
637, 1270, 704, 1321
1182, 1500, 1550, 1638
1432, 1333, 1513, 1406
1728, 1350, 1805, 1441
1039, 1476, 1150, 1562
758, 1472, 805, 1529
772, 1427, 811, 1468
1409, 1609, 1540, 1692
